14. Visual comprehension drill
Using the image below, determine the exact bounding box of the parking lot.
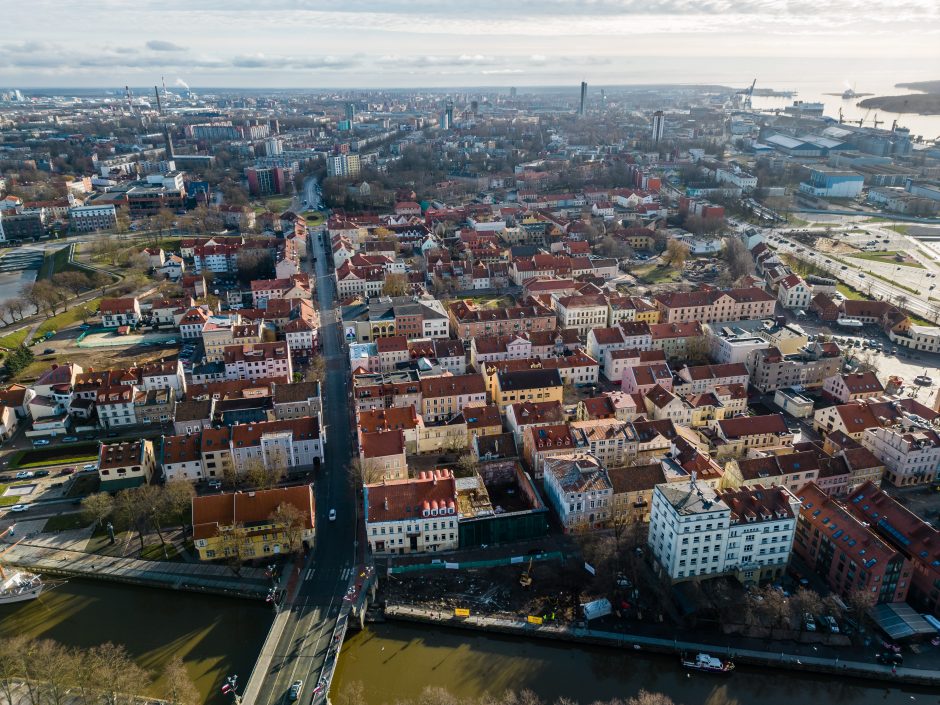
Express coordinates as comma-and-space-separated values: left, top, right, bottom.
77, 328, 179, 348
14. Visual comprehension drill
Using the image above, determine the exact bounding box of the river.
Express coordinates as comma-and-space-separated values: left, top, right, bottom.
0, 579, 271, 705
332, 622, 935, 705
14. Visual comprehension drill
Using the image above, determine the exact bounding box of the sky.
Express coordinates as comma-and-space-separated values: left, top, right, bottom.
3, 0, 939, 89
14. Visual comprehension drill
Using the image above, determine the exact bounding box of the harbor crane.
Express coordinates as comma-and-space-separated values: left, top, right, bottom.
743, 79, 756, 110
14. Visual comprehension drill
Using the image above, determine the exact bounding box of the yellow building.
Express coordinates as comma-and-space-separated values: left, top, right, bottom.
492, 368, 564, 412
192, 485, 315, 561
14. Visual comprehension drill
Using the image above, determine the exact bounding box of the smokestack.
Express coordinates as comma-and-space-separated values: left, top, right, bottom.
154, 86, 163, 116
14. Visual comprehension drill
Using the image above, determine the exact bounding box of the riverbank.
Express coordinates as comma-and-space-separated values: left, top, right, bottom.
0, 579, 270, 705
384, 603, 940, 687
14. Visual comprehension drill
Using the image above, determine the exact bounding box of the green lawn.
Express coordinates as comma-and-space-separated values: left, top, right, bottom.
43, 513, 90, 532
10, 443, 100, 469
887, 224, 910, 235
0, 484, 19, 507
633, 263, 682, 284
0, 328, 30, 350
35, 298, 102, 338
139, 543, 182, 561
837, 283, 867, 300
263, 197, 292, 213
303, 211, 325, 226
848, 251, 923, 268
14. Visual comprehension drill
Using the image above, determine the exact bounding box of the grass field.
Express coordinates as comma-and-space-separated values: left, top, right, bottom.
139, 543, 182, 561
0, 328, 30, 350
10, 443, 100, 469
837, 283, 867, 300
0, 484, 19, 506
43, 513, 89, 532
34, 297, 102, 338
303, 211, 325, 226
633, 262, 682, 284
848, 251, 924, 268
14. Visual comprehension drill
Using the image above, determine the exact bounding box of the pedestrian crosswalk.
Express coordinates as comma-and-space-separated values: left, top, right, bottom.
340, 567, 351, 580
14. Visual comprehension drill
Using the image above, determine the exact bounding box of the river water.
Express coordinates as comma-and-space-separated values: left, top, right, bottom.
332, 622, 935, 705
0, 580, 270, 705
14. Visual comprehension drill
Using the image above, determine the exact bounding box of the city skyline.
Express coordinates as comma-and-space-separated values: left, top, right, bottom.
3, 0, 938, 87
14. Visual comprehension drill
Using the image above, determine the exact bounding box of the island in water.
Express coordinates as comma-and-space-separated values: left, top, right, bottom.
859, 79, 940, 115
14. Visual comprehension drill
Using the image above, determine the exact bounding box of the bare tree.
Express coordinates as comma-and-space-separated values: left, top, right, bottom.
627, 692, 676, 705
113, 485, 153, 553
789, 588, 823, 632
92, 642, 151, 705
455, 453, 479, 478
269, 501, 307, 554
663, 239, 690, 269
220, 522, 250, 576
0, 634, 28, 705
161, 656, 199, 705
382, 272, 409, 297
31, 639, 75, 705
81, 492, 114, 528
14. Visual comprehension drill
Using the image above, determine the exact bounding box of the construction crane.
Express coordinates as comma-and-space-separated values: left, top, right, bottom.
873, 114, 884, 129
744, 79, 756, 110
891, 119, 898, 132
838, 108, 844, 124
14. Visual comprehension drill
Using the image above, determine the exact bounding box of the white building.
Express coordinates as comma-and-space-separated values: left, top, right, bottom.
649, 481, 799, 584
230, 417, 324, 475
223, 342, 293, 381
862, 423, 940, 487
95, 385, 137, 428
777, 274, 813, 310
542, 454, 613, 533
364, 470, 460, 555
68, 204, 117, 232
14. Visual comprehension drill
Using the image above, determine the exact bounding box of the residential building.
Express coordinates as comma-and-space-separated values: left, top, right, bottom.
822, 372, 885, 404
272, 381, 322, 421
653, 287, 775, 324
230, 416, 323, 476
420, 374, 487, 423
793, 483, 911, 603
711, 414, 794, 458
68, 204, 117, 232
161, 433, 205, 482
100, 298, 141, 328
448, 300, 556, 340
97, 440, 155, 491
862, 423, 940, 487
722, 451, 821, 494
777, 274, 813, 310
492, 368, 564, 412
553, 294, 608, 335
522, 424, 576, 478
542, 454, 613, 533
813, 396, 940, 439
846, 482, 940, 616
608, 463, 668, 524
223, 342, 293, 381
748, 343, 842, 393
360, 429, 408, 482
192, 485, 315, 561
364, 470, 459, 555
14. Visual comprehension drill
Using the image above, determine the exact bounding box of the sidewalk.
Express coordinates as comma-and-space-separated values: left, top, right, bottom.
2, 533, 273, 597
386, 604, 940, 687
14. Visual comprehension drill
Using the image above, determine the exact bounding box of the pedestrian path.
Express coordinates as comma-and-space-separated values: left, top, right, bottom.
386, 604, 940, 687
2, 534, 272, 597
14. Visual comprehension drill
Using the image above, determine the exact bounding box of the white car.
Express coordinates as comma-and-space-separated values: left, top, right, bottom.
9, 504, 29, 512
82, 463, 98, 472
328, 509, 336, 522
15, 471, 34, 479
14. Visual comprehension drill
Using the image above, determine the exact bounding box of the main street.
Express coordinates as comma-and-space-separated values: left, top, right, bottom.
248, 226, 357, 705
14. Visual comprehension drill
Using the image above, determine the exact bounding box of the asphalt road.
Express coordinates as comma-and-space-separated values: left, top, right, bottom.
764, 227, 940, 321
252, 230, 356, 705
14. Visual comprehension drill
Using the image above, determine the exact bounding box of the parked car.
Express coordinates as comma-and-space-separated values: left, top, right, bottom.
820, 615, 839, 633
876, 652, 903, 666
59, 468, 75, 475
32, 439, 50, 447
33, 470, 50, 478
208, 480, 222, 490
804, 613, 817, 632
15, 471, 34, 479
61, 436, 79, 443
82, 463, 98, 472
329, 508, 336, 522
43, 348, 55, 355
8, 504, 29, 512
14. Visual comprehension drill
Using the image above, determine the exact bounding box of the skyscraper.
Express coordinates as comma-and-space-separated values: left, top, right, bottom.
579, 81, 587, 116
345, 103, 356, 122
651, 110, 665, 143
510, 87, 517, 99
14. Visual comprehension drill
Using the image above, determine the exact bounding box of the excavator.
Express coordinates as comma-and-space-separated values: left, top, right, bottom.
519, 557, 533, 588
